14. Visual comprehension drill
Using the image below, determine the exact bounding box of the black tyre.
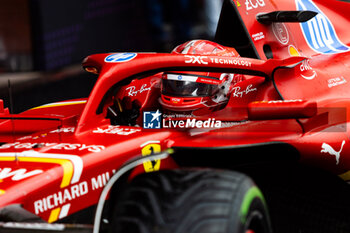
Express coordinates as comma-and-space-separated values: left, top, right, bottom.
109, 169, 272, 233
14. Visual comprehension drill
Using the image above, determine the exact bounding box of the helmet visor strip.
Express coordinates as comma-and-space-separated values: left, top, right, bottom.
162, 73, 219, 97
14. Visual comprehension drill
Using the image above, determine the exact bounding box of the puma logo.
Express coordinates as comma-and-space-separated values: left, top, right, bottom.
321, 140, 345, 165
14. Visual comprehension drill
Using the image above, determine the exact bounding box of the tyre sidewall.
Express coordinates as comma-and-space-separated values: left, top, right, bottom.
229, 177, 272, 233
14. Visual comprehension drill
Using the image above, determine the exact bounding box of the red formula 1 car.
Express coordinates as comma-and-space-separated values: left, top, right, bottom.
0, 0, 350, 232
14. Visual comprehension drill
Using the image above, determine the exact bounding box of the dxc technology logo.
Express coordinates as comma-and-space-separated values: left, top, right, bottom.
296, 0, 349, 54
143, 110, 162, 129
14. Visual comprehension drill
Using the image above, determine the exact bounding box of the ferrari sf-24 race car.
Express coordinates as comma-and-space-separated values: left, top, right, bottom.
0, 0, 350, 232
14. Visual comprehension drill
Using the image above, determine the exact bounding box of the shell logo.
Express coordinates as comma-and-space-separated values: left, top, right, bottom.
288, 45, 301, 57
0, 151, 83, 188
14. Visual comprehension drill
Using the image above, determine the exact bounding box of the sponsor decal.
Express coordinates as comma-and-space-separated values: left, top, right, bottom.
245, 0, 265, 11
18, 128, 75, 140
141, 141, 161, 172
50, 128, 75, 133
184, 55, 252, 67
272, 23, 289, 45
232, 84, 257, 98
125, 84, 151, 96
32, 134, 48, 140
198, 78, 220, 84
299, 59, 317, 80
288, 46, 319, 80
0, 142, 105, 153
34, 181, 89, 215
327, 76, 347, 88
0, 189, 5, 195
209, 58, 252, 67
252, 32, 265, 41
236, 0, 241, 7
143, 110, 162, 129
321, 140, 345, 165
104, 53, 137, 63
17, 136, 33, 141
184, 55, 209, 64
0, 168, 43, 181
264, 99, 303, 104
18, 134, 47, 141
93, 126, 141, 135
167, 74, 197, 82
91, 171, 113, 191
171, 97, 181, 104
296, 0, 350, 54
288, 45, 301, 57
0, 151, 83, 188
35, 170, 115, 222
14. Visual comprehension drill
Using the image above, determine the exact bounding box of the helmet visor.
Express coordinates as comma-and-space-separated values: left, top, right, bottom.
162, 79, 218, 97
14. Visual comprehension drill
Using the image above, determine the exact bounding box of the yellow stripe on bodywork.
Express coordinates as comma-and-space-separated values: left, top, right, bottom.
0, 152, 83, 188
30, 100, 87, 110
48, 207, 61, 223
0, 157, 16, 161
18, 157, 73, 188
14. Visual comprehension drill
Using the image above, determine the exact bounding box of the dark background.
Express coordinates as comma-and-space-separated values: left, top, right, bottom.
0, 0, 214, 112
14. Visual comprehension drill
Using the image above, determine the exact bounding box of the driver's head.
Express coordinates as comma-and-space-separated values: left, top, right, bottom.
171, 39, 239, 56
159, 40, 243, 115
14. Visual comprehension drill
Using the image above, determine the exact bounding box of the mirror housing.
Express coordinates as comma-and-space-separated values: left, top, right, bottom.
248, 100, 317, 120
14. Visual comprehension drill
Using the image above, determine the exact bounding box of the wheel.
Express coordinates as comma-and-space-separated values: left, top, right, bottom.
109, 169, 272, 233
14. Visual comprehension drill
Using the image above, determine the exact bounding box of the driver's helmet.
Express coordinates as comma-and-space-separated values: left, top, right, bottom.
159, 40, 243, 114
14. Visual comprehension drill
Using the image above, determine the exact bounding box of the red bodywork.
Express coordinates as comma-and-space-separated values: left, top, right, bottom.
0, 0, 349, 224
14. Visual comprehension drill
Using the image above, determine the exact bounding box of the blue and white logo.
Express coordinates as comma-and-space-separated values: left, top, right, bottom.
177, 75, 183, 80
143, 110, 162, 129
104, 53, 137, 63
296, 0, 349, 54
